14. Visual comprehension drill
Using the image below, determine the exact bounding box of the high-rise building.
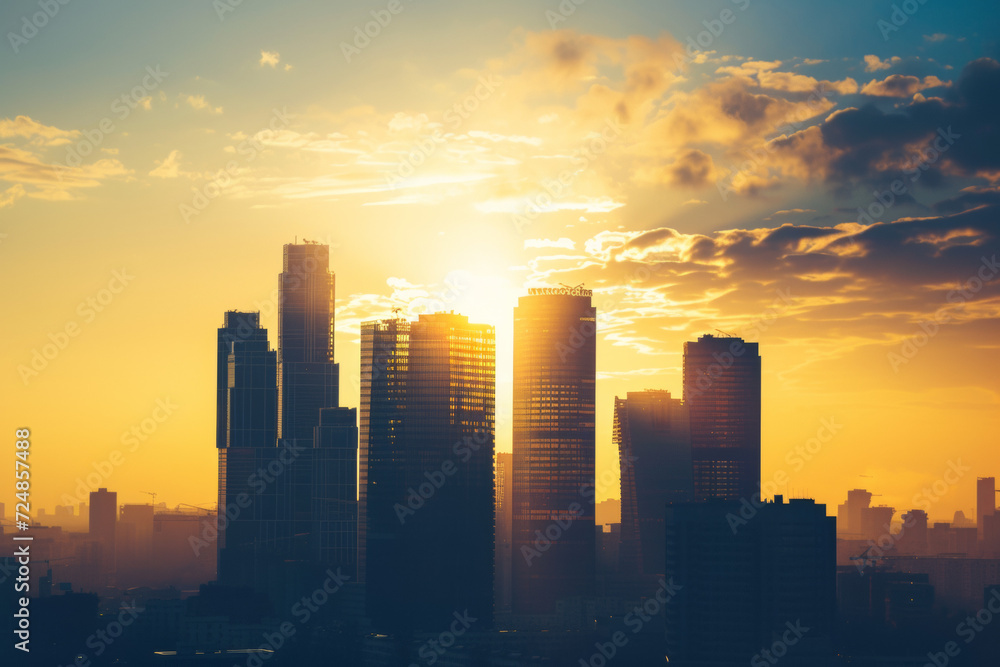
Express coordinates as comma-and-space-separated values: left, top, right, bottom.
312, 407, 359, 579
359, 317, 410, 586
278, 242, 339, 443
511, 287, 596, 616
683, 334, 761, 501
495, 451, 513, 614
363, 312, 495, 632
217, 312, 277, 449
89, 488, 117, 584
665, 497, 836, 666
615, 390, 691, 578
978, 477, 996, 542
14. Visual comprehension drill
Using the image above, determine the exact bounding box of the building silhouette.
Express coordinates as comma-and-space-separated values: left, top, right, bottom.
363, 312, 495, 632
217, 311, 277, 449
217, 244, 356, 606
495, 451, 513, 614
615, 390, 692, 578
359, 317, 410, 587
665, 496, 836, 665
511, 288, 596, 616
978, 476, 996, 543
278, 242, 339, 443
312, 407, 359, 578
683, 334, 761, 501
89, 488, 117, 585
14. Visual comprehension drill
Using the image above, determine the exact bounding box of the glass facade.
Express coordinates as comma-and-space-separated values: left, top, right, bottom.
683, 334, 761, 501
362, 313, 495, 632
615, 390, 691, 578
511, 290, 596, 615
278, 243, 339, 442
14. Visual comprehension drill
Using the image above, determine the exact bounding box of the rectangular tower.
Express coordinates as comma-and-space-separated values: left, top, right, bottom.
278, 242, 339, 444
683, 334, 761, 501
511, 287, 596, 616
615, 390, 691, 578
363, 313, 495, 632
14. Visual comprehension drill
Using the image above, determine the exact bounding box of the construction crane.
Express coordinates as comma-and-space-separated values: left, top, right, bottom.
850, 546, 883, 575
715, 328, 738, 337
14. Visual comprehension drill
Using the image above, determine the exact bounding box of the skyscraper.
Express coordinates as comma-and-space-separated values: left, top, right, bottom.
665, 497, 836, 665
683, 334, 761, 501
312, 407, 359, 579
615, 390, 691, 578
363, 312, 495, 632
278, 242, 339, 443
358, 317, 410, 586
978, 477, 996, 542
495, 451, 513, 614
511, 287, 596, 616
89, 488, 117, 584
217, 311, 277, 449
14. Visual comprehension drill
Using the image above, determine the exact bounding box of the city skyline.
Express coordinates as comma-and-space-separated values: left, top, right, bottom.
3, 0, 999, 560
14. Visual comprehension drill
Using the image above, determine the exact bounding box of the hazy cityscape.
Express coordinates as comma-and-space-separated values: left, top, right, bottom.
3, 1, 1000, 666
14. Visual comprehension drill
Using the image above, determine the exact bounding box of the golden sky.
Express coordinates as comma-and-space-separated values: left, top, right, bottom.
2, 2, 998, 524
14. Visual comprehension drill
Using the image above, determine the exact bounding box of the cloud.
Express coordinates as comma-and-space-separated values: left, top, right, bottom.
183, 94, 223, 114
0, 183, 26, 209
525, 237, 576, 250
863, 55, 901, 72
860, 74, 949, 97
769, 58, 1000, 188
259, 50, 281, 68
666, 149, 717, 187
923, 33, 949, 43
0, 115, 79, 146
149, 150, 183, 179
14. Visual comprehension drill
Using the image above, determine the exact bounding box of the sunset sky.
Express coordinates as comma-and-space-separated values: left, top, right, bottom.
2, 0, 998, 524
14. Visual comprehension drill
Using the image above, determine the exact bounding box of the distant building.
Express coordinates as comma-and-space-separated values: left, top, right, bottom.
665, 497, 836, 666
682, 334, 761, 501
978, 477, 996, 542
89, 488, 117, 584
615, 390, 691, 578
